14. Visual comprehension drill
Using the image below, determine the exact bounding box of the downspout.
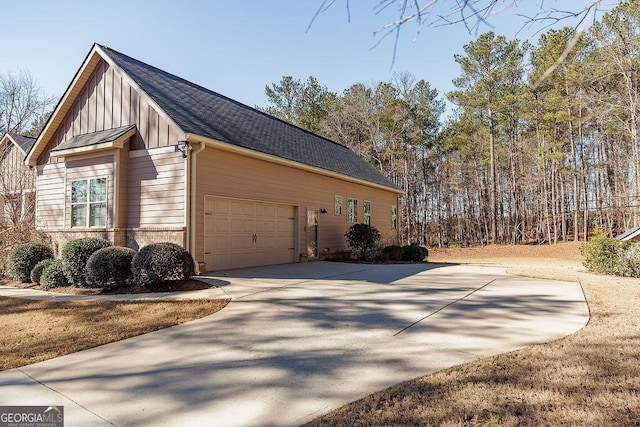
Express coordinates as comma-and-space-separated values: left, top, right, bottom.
188, 139, 206, 273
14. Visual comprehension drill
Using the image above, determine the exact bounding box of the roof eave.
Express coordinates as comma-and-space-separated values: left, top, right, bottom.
186, 133, 404, 195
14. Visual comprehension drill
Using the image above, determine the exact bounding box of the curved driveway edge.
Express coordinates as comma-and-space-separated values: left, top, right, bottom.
0, 262, 588, 426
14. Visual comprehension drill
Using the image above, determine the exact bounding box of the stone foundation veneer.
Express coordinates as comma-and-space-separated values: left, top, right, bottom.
43, 227, 186, 256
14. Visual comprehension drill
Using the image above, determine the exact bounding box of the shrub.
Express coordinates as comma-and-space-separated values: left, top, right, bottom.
401, 244, 428, 262
381, 245, 403, 262
6, 242, 54, 283
61, 238, 111, 287
345, 223, 381, 260
86, 246, 136, 289
30, 258, 56, 284
40, 260, 68, 289
131, 242, 194, 287
580, 236, 628, 275
614, 242, 640, 277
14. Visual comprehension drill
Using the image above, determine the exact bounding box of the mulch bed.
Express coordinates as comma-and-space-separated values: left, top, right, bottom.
1, 277, 214, 295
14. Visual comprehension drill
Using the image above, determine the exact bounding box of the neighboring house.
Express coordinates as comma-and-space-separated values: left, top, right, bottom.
26, 43, 402, 272
0, 133, 36, 226
616, 226, 640, 242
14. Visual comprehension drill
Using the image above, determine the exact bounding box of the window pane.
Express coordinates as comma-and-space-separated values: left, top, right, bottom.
71, 180, 87, 203
72, 204, 87, 227
90, 178, 107, 202
334, 195, 342, 216
89, 203, 107, 227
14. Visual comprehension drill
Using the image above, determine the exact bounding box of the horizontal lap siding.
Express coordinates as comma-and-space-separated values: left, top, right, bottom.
65, 155, 115, 228
36, 164, 65, 228
127, 147, 185, 227
37, 58, 180, 165
194, 148, 398, 263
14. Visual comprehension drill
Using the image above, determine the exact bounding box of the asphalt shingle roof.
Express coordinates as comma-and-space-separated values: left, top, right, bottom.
99, 45, 398, 190
51, 125, 136, 152
9, 133, 36, 154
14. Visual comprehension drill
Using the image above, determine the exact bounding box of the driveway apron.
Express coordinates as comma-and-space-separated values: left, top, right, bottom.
0, 262, 589, 427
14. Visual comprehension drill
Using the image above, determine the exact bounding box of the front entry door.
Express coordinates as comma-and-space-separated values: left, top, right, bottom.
306, 209, 319, 259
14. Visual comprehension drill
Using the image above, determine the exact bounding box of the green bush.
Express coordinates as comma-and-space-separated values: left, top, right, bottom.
580, 236, 628, 275
30, 259, 56, 284
86, 246, 136, 289
381, 245, 403, 261
61, 238, 112, 287
614, 242, 640, 277
131, 242, 194, 287
401, 244, 428, 262
345, 223, 381, 260
40, 260, 68, 289
6, 242, 54, 283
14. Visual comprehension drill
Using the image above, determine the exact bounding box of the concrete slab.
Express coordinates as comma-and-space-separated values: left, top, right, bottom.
0, 262, 588, 426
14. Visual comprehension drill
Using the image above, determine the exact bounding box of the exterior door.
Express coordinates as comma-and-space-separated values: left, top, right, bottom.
306, 208, 318, 259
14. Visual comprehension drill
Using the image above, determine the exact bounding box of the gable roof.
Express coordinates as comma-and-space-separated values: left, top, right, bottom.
1, 133, 36, 157
98, 45, 398, 190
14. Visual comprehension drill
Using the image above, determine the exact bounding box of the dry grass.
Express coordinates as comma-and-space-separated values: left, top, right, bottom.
308, 242, 640, 426
0, 297, 229, 370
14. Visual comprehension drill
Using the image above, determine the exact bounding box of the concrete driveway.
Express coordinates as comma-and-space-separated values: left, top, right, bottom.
0, 262, 588, 426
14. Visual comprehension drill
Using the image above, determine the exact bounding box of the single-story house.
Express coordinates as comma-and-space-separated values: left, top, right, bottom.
26, 43, 402, 272
0, 133, 36, 226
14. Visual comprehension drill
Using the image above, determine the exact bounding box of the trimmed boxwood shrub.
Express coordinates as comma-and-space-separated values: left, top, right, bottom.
61, 237, 111, 287
131, 242, 194, 287
345, 223, 381, 260
86, 246, 136, 289
30, 258, 57, 284
40, 260, 68, 289
381, 245, 403, 262
6, 242, 54, 283
401, 244, 428, 262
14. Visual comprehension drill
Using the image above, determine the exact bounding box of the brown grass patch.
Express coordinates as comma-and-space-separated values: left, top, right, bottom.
307, 242, 640, 426
0, 297, 229, 370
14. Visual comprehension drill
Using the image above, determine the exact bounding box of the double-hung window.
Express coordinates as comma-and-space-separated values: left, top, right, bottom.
347, 198, 358, 223
334, 195, 343, 216
363, 200, 371, 225
391, 205, 397, 230
71, 177, 107, 228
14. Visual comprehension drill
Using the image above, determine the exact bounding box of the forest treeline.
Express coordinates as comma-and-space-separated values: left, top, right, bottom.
261, 1, 640, 247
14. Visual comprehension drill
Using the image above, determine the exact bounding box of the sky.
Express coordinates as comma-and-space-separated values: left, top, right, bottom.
1, 1, 614, 120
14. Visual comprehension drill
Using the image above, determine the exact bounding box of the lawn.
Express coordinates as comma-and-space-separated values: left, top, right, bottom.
0, 297, 229, 370
307, 242, 640, 426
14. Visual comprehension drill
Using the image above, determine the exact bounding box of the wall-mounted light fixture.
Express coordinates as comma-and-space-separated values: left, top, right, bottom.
175, 141, 191, 159
320, 208, 327, 214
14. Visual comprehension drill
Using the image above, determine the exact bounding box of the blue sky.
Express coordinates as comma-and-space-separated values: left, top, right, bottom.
2, 1, 611, 120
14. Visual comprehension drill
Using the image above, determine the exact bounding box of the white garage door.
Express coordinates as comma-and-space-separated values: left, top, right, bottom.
204, 196, 296, 271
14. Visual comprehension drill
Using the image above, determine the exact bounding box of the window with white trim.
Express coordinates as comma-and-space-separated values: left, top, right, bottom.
334, 195, 343, 216
71, 177, 107, 228
347, 198, 358, 223
391, 205, 397, 230
363, 200, 371, 225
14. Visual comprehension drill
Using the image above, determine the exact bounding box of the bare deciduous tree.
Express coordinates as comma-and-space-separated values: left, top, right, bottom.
0, 70, 54, 135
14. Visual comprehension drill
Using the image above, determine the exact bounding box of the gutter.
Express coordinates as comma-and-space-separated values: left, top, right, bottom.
187, 138, 206, 273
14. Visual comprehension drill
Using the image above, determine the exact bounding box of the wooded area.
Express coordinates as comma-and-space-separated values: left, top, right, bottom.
263, 1, 640, 246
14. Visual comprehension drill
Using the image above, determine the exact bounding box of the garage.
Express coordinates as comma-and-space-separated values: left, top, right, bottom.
204, 196, 296, 271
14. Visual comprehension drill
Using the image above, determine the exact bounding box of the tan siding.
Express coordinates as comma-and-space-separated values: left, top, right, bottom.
0, 143, 35, 194
38, 58, 182, 164
194, 148, 398, 264
127, 147, 185, 228
36, 163, 65, 229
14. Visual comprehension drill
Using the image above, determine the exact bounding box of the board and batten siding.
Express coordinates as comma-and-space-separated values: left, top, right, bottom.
38, 58, 181, 165
194, 147, 399, 264
65, 155, 116, 228
126, 146, 186, 228
0, 142, 35, 193
36, 163, 66, 229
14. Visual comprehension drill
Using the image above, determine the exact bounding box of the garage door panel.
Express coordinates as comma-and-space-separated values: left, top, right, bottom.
205, 197, 296, 271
